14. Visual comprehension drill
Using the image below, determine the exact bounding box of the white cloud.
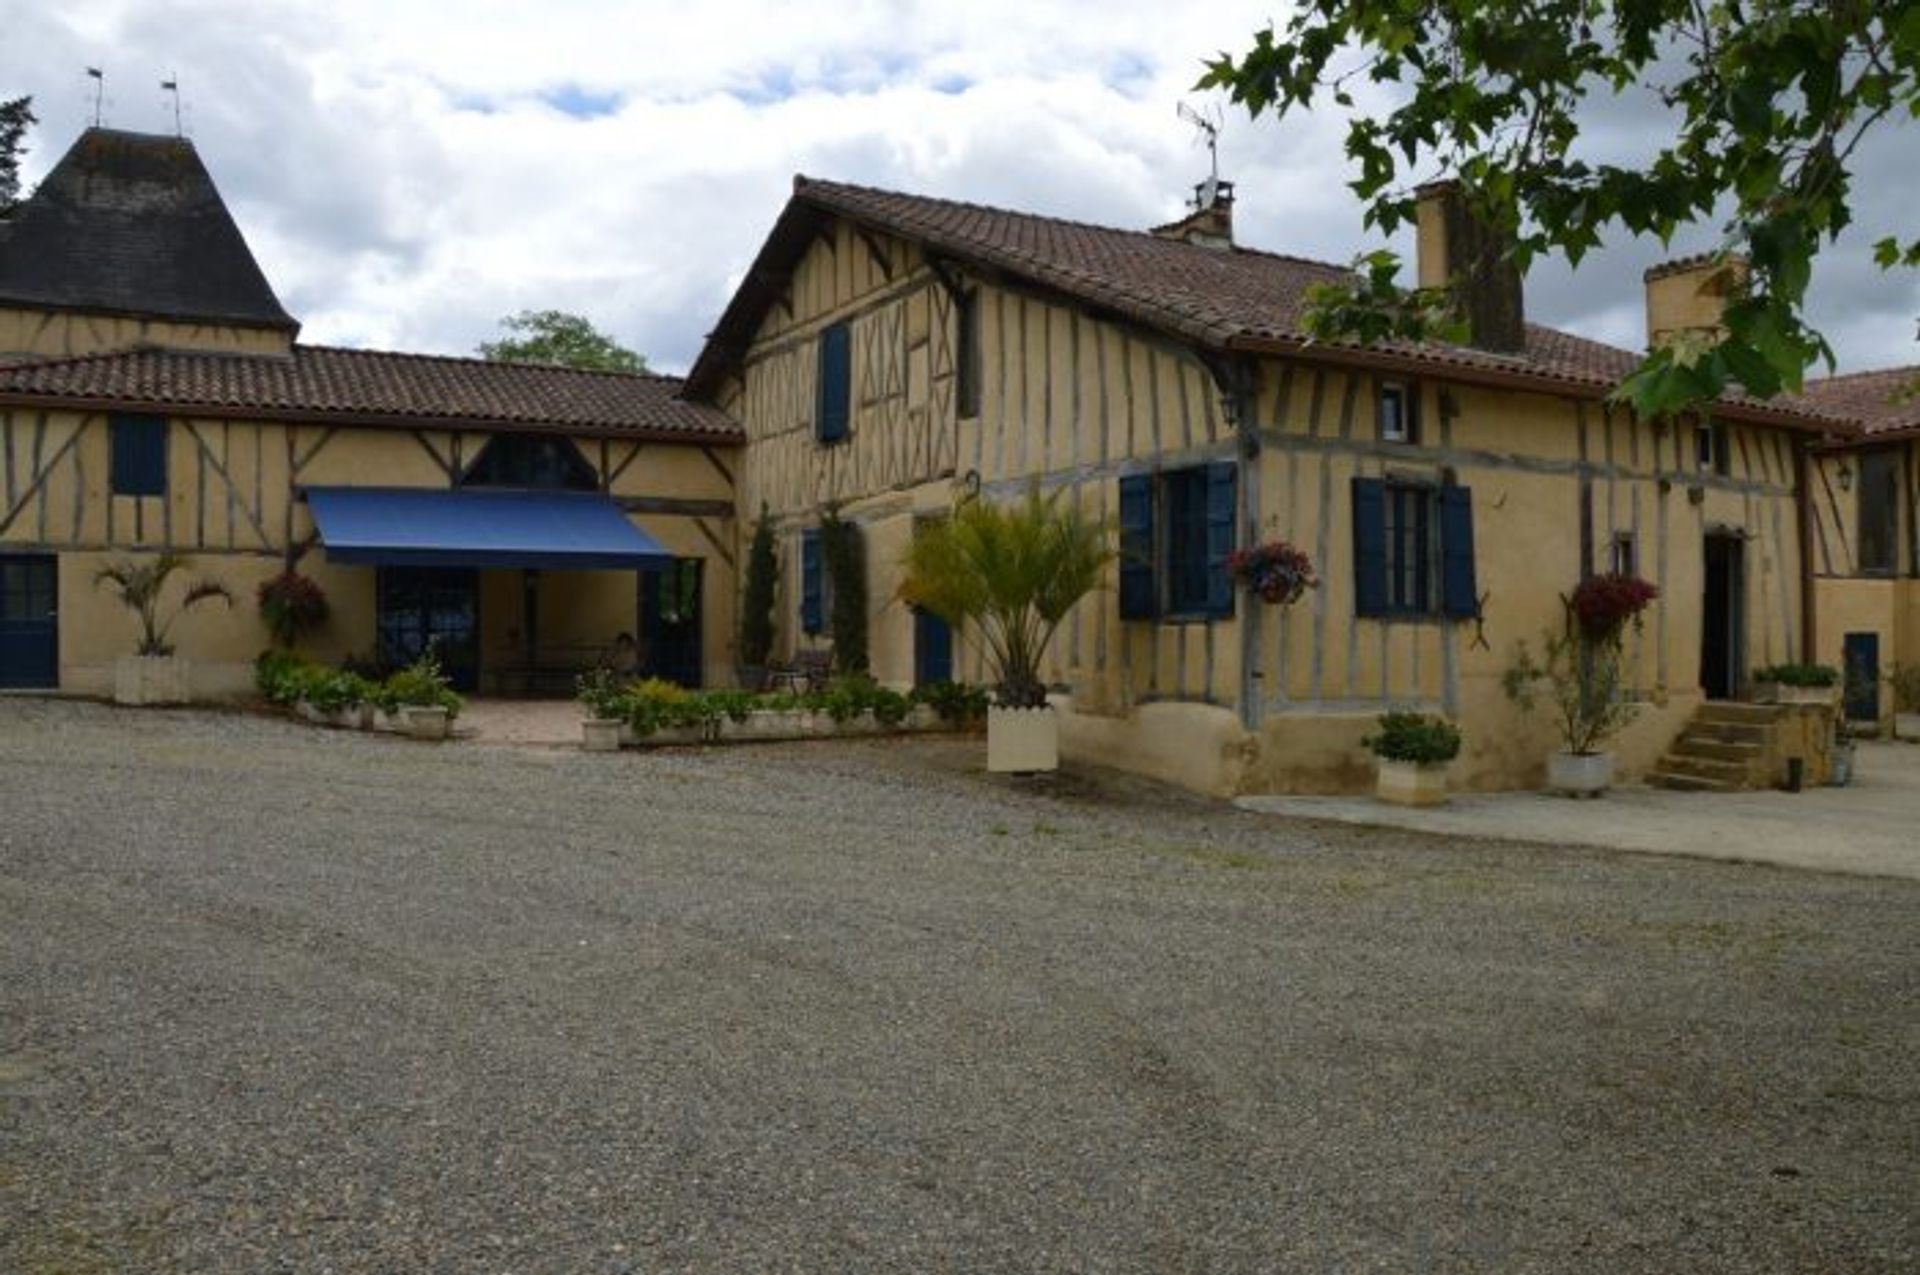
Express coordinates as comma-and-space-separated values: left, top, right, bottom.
3, 0, 1914, 374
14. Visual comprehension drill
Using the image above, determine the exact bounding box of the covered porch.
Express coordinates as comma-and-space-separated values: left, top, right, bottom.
305, 485, 704, 694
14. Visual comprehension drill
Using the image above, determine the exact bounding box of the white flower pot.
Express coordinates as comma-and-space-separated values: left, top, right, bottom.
581, 718, 623, 753
402, 705, 450, 740
1549, 750, 1614, 797
1374, 758, 1449, 807
331, 704, 372, 730
1894, 713, 1920, 742
987, 704, 1058, 773
114, 654, 190, 706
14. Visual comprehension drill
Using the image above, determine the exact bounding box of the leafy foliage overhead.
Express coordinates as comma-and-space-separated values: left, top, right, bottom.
0, 94, 35, 215
477, 309, 649, 373
1201, 3, 1920, 416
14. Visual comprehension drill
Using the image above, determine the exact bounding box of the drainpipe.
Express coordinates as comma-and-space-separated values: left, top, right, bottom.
1796, 438, 1818, 663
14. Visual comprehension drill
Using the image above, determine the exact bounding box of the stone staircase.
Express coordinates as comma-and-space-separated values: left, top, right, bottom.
1647, 702, 1781, 792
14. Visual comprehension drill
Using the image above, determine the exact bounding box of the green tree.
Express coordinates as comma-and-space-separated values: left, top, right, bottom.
1201, 3, 1919, 416
740, 506, 778, 670
477, 309, 648, 372
0, 95, 36, 215
821, 508, 869, 674
897, 487, 1113, 709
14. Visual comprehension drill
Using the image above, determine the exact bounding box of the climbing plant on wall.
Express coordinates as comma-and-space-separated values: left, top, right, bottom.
821, 508, 868, 674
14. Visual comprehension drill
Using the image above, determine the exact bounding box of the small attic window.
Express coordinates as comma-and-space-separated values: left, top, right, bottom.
1378, 381, 1417, 444
461, 434, 598, 490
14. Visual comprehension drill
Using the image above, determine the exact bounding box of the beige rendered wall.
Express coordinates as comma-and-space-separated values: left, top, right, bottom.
724, 213, 1811, 795
0, 407, 738, 697
0, 305, 293, 360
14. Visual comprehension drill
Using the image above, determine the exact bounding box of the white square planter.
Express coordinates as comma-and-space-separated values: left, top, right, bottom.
581, 718, 623, 752
1895, 713, 1920, 742
1375, 758, 1449, 807
401, 705, 450, 740
987, 705, 1058, 773
114, 654, 191, 706
1548, 750, 1614, 797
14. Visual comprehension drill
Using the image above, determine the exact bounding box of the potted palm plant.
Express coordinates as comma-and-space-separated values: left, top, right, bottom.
1503, 573, 1658, 796
898, 485, 1112, 773
93, 553, 233, 705
1364, 711, 1462, 806
1888, 663, 1920, 742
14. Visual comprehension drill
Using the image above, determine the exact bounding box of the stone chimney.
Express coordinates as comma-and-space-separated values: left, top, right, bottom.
1152, 180, 1235, 251
1644, 253, 1747, 349
1414, 181, 1526, 353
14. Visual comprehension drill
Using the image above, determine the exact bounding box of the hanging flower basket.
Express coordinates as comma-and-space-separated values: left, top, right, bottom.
1227, 541, 1319, 606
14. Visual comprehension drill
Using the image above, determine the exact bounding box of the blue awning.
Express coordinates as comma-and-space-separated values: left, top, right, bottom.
305, 486, 674, 570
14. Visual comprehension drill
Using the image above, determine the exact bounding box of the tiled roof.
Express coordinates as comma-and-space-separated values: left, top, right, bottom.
686, 176, 1844, 430
0, 129, 298, 332
0, 344, 741, 440
1797, 366, 1920, 439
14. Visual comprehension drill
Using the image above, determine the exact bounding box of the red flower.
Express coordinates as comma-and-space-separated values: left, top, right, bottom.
1570, 573, 1658, 638
1228, 541, 1319, 606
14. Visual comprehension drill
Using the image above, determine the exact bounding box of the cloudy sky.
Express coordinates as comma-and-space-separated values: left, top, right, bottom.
5, 1, 1915, 376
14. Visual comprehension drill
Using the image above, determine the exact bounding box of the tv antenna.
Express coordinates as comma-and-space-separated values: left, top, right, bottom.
86, 66, 105, 126
160, 75, 182, 135
1178, 101, 1224, 208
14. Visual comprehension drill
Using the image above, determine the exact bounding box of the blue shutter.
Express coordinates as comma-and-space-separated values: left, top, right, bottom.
1204, 461, 1237, 618
800, 530, 824, 634
816, 323, 851, 443
111, 414, 167, 497
1118, 472, 1157, 620
1352, 477, 1388, 618
1439, 484, 1478, 619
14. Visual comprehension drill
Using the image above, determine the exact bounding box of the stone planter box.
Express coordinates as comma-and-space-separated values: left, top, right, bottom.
581, 718, 623, 752
332, 704, 373, 730
1549, 749, 1614, 797
602, 706, 959, 749
1754, 682, 1838, 706
1895, 712, 1920, 742
1374, 758, 1449, 807
401, 705, 450, 740
114, 654, 191, 706
987, 704, 1058, 773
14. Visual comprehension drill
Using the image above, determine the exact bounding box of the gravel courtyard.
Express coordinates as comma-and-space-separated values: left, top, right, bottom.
2, 700, 1915, 1273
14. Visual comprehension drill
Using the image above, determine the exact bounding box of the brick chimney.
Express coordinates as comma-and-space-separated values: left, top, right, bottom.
1644, 253, 1747, 349
1414, 181, 1526, 353
1152, 180, 1235, 251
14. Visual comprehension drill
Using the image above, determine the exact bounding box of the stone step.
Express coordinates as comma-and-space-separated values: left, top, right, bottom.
1647, 768, 1742, 793
1670, 735, 1765, 763
1682, 721, 1772, 746
1697, 701, 1782, 726
1654, 753, 1753, 784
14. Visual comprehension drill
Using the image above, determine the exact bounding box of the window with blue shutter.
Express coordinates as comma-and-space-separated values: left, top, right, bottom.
816, 322, 851, 443
1352, 477, 1389, 617
1117, 473, 1157, 620
110, 413, 167, 497
800, 529, 824, 634
1439, 485, 1478, 618
1203, 461, 1237, 618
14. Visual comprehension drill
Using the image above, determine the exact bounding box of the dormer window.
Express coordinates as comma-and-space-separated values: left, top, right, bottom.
1378, 381, 1417, 444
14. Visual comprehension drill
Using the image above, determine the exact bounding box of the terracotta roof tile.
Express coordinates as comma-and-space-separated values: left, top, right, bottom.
0, 344, 741, 440
688, 177, 1845, 431
1796, 366, 1920, 439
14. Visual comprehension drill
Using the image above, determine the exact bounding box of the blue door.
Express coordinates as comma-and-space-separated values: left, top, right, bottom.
0, 554, 59, 688
1843, 632, 1880, 722
914, 606, 953, 686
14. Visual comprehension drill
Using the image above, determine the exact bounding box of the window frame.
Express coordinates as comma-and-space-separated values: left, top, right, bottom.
1380, 479, 1440, 616
954, 288, 981, 420
1377, 379, 1419, 445
1117, 462, 1237, 622
1353, 475, 1477, 622
1610, 531, 1638, 577
1857, 447, 1901, 576
109, 413, 168, 498
458, 433, 599, 491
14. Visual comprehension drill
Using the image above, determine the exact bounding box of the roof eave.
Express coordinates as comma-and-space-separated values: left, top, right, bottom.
0, 296, 302, 336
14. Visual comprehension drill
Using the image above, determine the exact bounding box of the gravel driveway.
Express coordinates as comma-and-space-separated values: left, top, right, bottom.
2, 698, 1916, 1273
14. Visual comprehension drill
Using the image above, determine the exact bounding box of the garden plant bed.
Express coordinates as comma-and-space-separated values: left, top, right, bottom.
578, 673, 989, 752
603, 704, 963, 749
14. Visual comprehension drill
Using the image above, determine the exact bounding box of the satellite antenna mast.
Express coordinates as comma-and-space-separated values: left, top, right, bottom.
86, 67, 105, 127
161, 75, 182, 135
1177, 101, 1223, 208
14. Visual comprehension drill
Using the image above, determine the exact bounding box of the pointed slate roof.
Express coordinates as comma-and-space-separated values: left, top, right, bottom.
0, 128, 297, 332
